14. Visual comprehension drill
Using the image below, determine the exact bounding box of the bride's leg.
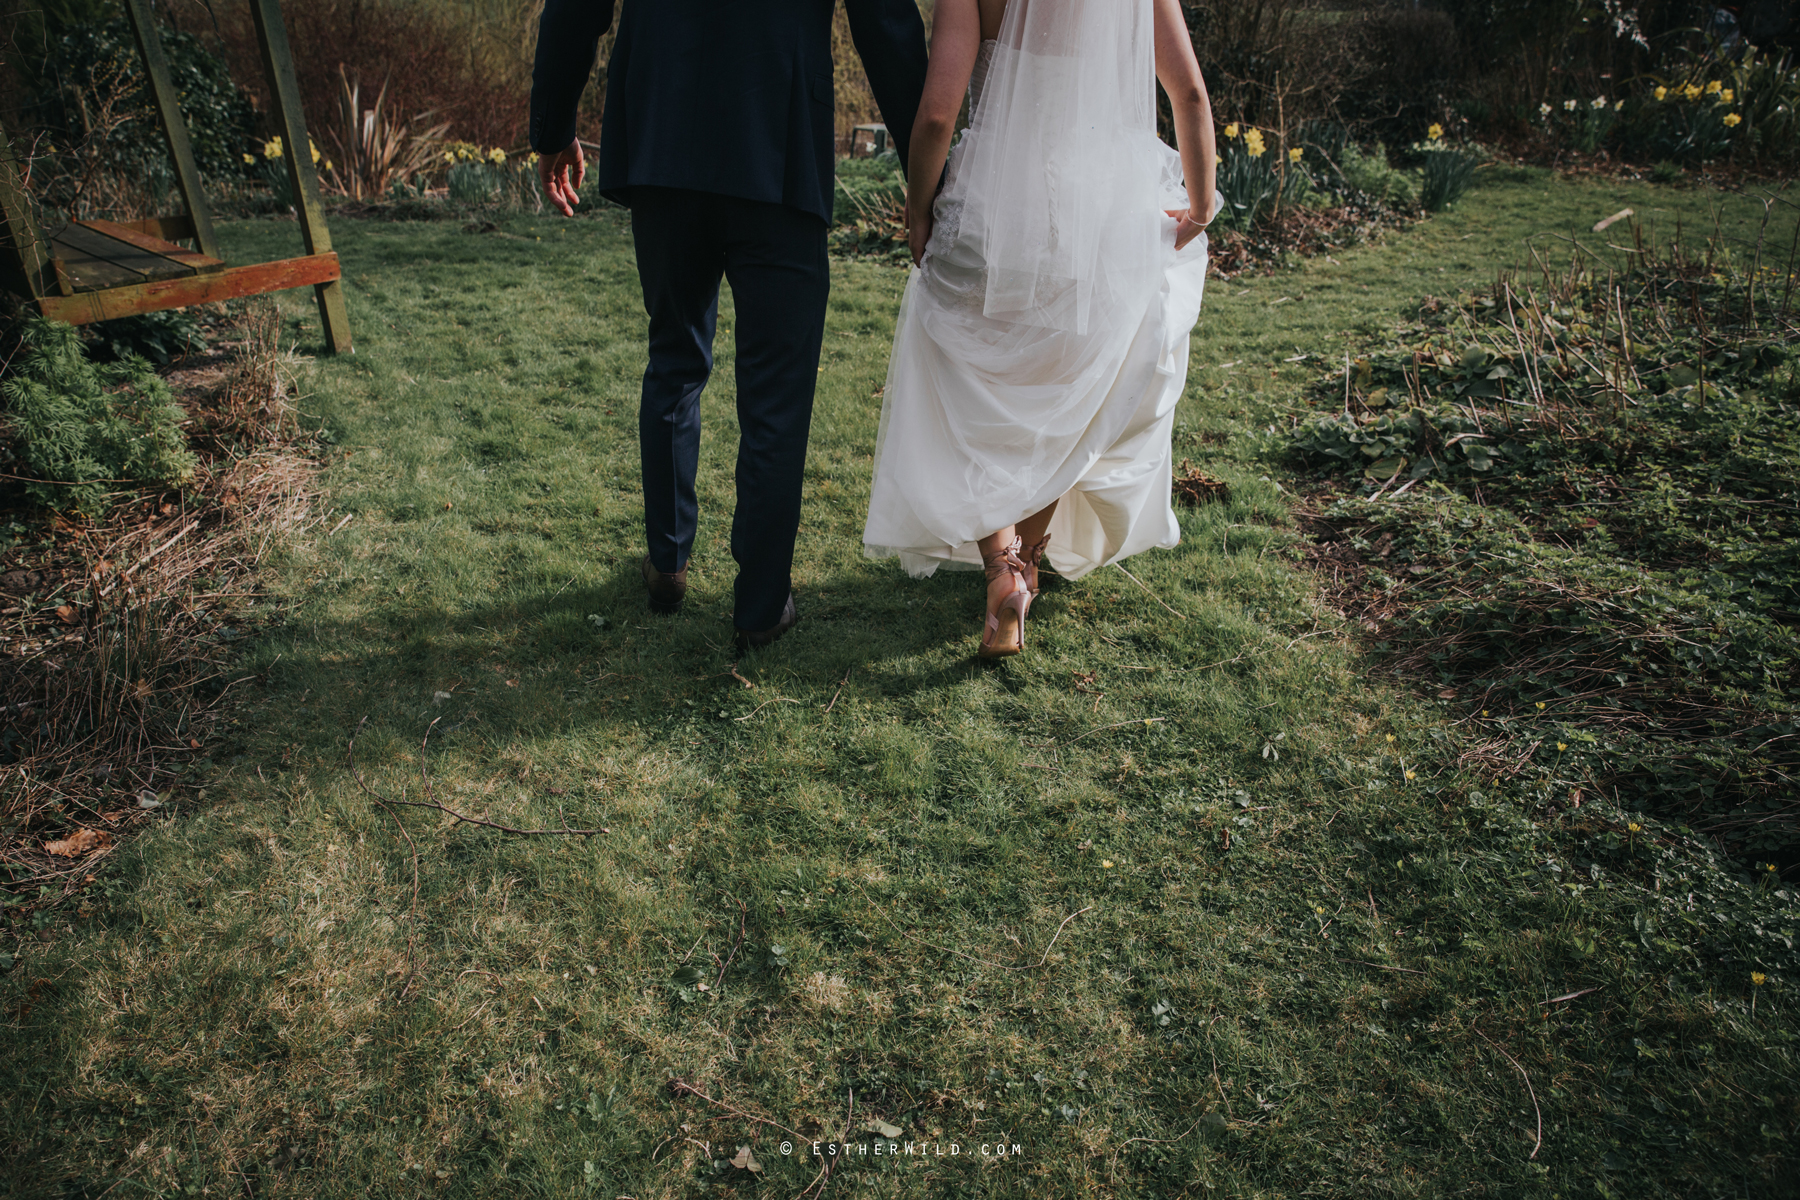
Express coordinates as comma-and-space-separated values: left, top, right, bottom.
976, 525, 1029, 657
977, 525, 1020, 613
1016, 498, 1060, 595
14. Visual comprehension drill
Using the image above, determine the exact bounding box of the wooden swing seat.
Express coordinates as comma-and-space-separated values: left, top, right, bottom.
36, 214, 339, 327
2, 0, 350, 350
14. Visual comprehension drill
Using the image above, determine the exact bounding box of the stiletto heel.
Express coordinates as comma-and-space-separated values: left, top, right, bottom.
1019, 531, 1051, 598
979, 537, 1031, 659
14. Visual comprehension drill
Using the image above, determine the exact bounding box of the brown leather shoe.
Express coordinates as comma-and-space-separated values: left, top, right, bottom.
641, 555, 688, 614
734, 593, 797, 653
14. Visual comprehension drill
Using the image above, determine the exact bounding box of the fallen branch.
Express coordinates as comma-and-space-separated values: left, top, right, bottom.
348, 715, 421, 1000
666, 1079, 808, 1143
414, 717, 603, 835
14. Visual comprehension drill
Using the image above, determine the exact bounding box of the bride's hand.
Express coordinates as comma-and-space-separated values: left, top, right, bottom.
1168, 207, 1210, 251
908, 204, 934, 267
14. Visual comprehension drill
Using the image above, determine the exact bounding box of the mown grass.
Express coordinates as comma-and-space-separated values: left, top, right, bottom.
2, 170, 1796, 1198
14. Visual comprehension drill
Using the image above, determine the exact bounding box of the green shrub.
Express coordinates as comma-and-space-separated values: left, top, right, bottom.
87, 309, 206, 366
1339, 142, 1417, 209
0, 317, 196, 514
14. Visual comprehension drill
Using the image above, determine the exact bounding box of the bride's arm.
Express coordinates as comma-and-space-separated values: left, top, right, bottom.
905, 0, 982, 266
1153, 0, 1217, 251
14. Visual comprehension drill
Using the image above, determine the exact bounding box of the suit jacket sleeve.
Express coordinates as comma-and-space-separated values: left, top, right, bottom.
529, 0, 617, 154
844, 0, 930, 178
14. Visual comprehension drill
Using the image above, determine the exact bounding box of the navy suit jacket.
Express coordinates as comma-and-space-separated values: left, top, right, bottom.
530, 0, 929, 225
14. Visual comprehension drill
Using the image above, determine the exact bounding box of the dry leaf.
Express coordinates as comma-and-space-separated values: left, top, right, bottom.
132, 679, 153, 702
729, 1146, 763, 1173
55, 605, 77, 625
45, 828, 112, 857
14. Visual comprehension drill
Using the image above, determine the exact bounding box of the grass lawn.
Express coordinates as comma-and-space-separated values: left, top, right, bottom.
3, 169, 1796, 1198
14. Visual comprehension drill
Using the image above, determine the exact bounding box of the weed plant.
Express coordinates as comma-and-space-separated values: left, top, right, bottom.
0, 173, 1795, 1198
0, 317, 196, 514
1289, 227, 1800, 859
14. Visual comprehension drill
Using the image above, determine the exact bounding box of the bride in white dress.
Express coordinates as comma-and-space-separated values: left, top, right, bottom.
860, 0, 1219, 657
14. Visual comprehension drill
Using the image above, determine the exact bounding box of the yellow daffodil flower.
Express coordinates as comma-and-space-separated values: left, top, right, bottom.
1427, 123, 1444, 141
1723, 112, 1742, 127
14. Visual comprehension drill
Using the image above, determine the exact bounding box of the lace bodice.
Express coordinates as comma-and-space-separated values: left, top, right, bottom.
969, 39, 999, 117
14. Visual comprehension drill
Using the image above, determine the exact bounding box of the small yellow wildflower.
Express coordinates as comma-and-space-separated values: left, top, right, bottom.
1536, 702, 1547, 710
1628, 822, 1643, 833
1404, 770, 1417, 781
1223, 123, 1240, 140
242, 152, 255, 164
1101, 860, 1114, 869
1752, 972, 1767, 986
1723, 112, 1742, 127
1706, 80, 1722, 95
1768, 863, 1779, 872
1315, 906, 1326, 914
1654, 86, 1668, 101
1557, 742, 1568, 752
1427, 123, 1444, 141
1385, 734, 1396, 743
1481, 709, 1489, 718
1289, 147, 1304, 163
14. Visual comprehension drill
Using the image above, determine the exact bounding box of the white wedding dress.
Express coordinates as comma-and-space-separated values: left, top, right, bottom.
861, 11, 1215, 581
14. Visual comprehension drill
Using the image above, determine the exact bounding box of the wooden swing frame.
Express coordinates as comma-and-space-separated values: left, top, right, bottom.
0, 0, 351, 352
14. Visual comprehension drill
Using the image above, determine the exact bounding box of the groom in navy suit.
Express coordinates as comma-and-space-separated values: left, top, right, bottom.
530, 1, 929, 651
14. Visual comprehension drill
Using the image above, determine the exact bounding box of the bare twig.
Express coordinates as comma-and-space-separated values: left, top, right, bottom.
665, 1079, 808, 1142
412, 717, 601, 835
1474, 1023, 1543, 1160
713, 897, 749, 992
348, 716, 421, 999
1115, 563, 1187, 620
823, 666, 853, 714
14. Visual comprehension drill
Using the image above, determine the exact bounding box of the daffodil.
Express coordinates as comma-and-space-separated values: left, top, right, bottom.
1722, 88, 1734, 103
488, 147, 507, 164
1564, 99, 1579, 112
1723, 112, 1742, 127
1592, 96, 1608, 109
1289, 146, 1304, 163
1427, 123, 1444, 141
1615, 99, 1625, 111
1243, 129, 1267, 158
1539, 102, 1554, 117
1706, 80, 1722, 95
1683, 84, 1703, 101
242, 152, 255, 164
1223, 123, 1239, 140
1654, 86, 1668, 101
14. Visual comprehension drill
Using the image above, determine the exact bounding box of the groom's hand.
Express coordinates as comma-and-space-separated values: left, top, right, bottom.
907, 205, 933, 267
540, 140, 586, 217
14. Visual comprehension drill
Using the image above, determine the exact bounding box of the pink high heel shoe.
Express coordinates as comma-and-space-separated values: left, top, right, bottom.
979, 537, 1031, 659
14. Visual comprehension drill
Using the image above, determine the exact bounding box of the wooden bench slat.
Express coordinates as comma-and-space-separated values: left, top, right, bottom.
82, 217, 223, 274
37, 251, 340, 325
51, 223, 197, 292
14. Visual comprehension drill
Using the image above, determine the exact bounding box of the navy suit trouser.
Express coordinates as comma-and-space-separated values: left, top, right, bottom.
628, 186, 829, 634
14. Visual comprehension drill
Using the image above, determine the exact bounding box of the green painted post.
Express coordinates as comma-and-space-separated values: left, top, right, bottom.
248, 0, 352, 353
0, 121, 50, 301
122, 0, 221, 260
